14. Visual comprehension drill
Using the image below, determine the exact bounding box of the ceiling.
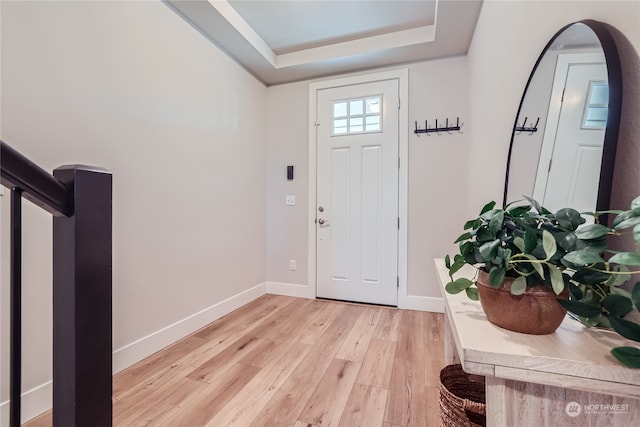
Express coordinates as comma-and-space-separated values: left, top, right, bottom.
166, 0, 484, 86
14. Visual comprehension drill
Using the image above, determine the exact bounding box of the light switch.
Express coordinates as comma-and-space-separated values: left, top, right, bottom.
286, 195, 296, 206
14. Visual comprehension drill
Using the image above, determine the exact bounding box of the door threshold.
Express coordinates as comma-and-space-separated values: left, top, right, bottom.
315, 297, 397, 309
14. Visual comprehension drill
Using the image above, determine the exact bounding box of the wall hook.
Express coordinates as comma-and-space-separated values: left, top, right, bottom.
414, 116, 463, 135
515, 116, 540, 134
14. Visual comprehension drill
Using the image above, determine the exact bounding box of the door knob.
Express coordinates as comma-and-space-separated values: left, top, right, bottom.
318, 206, 324, 212
318, 218, 325, 225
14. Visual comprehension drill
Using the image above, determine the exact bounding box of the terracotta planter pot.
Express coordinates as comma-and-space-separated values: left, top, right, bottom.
476, 269, 569, 335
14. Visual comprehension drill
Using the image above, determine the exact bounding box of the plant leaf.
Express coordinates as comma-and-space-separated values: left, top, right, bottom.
510, 276, 527, 295
489, 267, 506, 287
563, 249, 605, 265
609, 316, 640, 342
579, 314, 606, 328
524, 195, 545, 214
614, 215, 640, 231
548, 266, 565, 295
480, 200, 496, 215
464, 218, 481, 230
571, 268, 610, 285
613, 210, 634, 228
445, 278, 473, 294
454, 232, 472, 243
632, 195, 640, 212
609, 286, 632, 299
606, 265, 631, 287
514, 253, 544, 278
579, 288, 597, 304
444, 254, 451, 269
555, 208, 585, 230
531, 258, 544, 279
569, 283, 583, 300
602, 295, 633, 317
574, 224, 611, 240
542, 230, 557, 260
632, 282, 640, 311
508, 205, 531, 217
524, 227, 538, 252
513, 237, 526, 253
608, 252, 640, 266
611, 347, 640, 369
448, 261, 465, 277
557, 232, 578, 251
479, 239, 500, 261
557, 299, 602, 318
634, 224, 640, 243
489, 210, 504, 237
465, 287, 479, 301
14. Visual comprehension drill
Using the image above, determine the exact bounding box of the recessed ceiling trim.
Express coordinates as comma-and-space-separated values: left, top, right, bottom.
209, 0, 438, 70
166, 0, 483, 86
275, 25, 436, 69
208, 0, 276, 66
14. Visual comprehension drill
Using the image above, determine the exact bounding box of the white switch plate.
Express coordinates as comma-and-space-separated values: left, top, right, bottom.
289, 259, 296, 271
286, 195, 296, 206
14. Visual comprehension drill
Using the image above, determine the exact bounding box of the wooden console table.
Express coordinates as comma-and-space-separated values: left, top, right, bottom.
435, 258, 640, 426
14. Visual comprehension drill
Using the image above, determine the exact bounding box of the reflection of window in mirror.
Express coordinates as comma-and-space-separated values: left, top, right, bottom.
582, 81, 609, 129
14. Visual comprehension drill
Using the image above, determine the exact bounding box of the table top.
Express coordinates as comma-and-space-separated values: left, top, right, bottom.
435, 258, 640, 399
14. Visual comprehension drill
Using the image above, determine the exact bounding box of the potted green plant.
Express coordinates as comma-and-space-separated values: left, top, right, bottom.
444, 196, 640, 368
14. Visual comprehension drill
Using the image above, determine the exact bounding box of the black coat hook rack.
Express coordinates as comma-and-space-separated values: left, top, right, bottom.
414, 117, 462, 135
514, 116, 540, 134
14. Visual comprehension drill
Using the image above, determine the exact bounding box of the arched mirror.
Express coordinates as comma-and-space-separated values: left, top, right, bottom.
503, 20, 622, 213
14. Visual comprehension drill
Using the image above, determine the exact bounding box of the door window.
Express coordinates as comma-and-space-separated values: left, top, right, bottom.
331, 95, 382, 135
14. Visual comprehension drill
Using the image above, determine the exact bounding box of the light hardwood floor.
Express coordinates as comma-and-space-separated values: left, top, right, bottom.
24, 295, 445, 427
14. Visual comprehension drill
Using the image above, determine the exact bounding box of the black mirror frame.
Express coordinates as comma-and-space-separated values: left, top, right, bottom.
503, 19, 622, 211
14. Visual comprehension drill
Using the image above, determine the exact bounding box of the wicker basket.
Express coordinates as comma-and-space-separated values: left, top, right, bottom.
439, 364, 486, 427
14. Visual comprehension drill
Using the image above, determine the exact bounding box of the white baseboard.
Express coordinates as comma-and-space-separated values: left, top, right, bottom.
112, 282, 266, 373
2, 283, 267, 424
266, 282, 443, 313
401, 295, 444, 313
266, 281, 314, 299
0, 380, 52, 425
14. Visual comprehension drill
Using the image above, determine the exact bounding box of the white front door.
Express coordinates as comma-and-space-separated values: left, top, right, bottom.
315, 79, 399, 306
533, 53, 607, 213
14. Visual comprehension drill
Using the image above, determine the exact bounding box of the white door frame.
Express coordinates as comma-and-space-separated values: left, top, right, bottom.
307, 69, 409, 308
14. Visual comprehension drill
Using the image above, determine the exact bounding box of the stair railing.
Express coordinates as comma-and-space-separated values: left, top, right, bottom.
1, 140, 112, 427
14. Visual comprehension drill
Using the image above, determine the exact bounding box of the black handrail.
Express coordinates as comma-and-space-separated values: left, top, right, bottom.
1, 140, 72, 217
1, 140, 112, 427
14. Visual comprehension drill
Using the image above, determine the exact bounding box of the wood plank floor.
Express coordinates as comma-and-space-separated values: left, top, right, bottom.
24, 295, 445, 427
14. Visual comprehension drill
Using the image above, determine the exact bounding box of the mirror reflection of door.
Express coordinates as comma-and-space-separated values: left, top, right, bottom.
503, 21, 623, 214
532, 53, 607, 213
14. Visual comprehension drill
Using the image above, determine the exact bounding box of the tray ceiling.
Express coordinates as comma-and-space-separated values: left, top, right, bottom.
166, 0, 483, 86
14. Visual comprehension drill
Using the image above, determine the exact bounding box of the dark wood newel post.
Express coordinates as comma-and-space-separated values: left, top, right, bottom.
52, 165, 113, 427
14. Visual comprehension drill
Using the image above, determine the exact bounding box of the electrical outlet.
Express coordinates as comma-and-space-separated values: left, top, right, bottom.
286, 195, 296, 206
289, 259, 296, 271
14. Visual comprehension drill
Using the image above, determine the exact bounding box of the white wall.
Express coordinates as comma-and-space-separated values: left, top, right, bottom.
266, 82, 310, 291
0, 1, 267, 423
467, 0, 640, 214
406, 58, 469, 298
266, 57, 470, 301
